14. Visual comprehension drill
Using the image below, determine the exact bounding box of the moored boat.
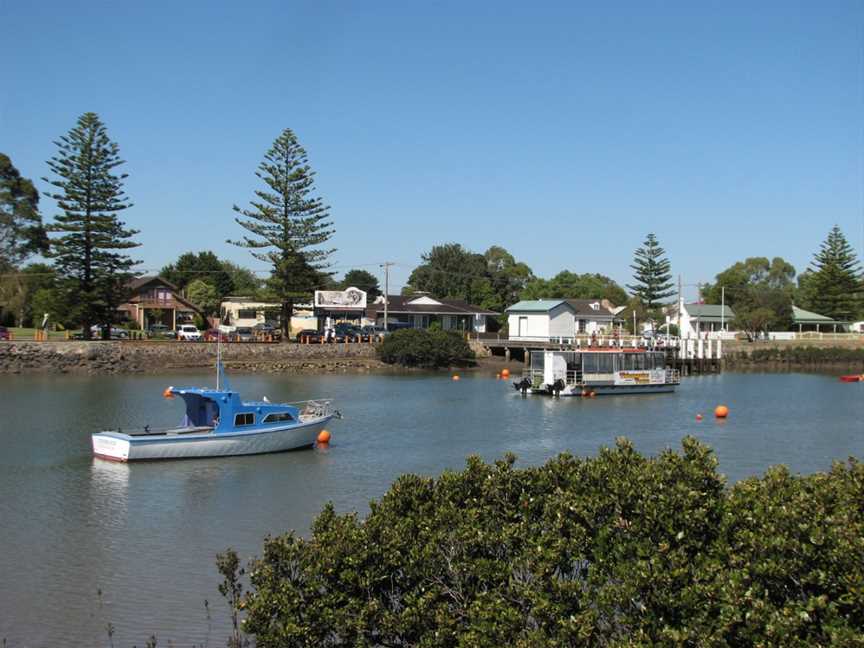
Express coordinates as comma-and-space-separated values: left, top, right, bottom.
92, 353, 338, 461
514, 349, 679, 396
839, 375, 863, 383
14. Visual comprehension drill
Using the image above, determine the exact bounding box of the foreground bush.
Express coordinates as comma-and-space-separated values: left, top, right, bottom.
377, 327, 475, 368
236, 439, 863, 647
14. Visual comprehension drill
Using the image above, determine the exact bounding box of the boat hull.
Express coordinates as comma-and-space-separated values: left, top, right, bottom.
527, 383, 677, 397
92, 417, 332, 462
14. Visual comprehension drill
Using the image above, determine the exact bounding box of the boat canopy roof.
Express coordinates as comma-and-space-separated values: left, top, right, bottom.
166, 386, 303, 432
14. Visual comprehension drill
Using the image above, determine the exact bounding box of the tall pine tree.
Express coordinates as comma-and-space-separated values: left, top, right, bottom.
804, 225, 862, 320
44, 113, 139, 339
230, 129, 334, 339
627, 233, 674, 310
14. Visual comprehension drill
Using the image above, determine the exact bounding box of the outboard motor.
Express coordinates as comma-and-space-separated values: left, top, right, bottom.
513, 378, 531, 394
552, 378, 565, 397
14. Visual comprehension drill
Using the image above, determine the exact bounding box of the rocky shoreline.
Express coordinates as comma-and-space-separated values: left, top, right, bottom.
0, 341, 390, 375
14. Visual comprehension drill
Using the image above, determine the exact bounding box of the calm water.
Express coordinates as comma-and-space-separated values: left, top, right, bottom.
1, 370, 862, 646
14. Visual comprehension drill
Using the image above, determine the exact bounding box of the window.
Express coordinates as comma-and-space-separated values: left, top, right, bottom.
263, 412, 294, 423
234, 412, 254, 426
238, 309, 258, 320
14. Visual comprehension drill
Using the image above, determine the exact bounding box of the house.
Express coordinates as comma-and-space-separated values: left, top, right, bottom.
118, 276, 204, 330
677, 302, 736, 338
505, 299, 618, 341
791, 306, 849, 333
220, 297, 316, 335
366, 295, 497, 332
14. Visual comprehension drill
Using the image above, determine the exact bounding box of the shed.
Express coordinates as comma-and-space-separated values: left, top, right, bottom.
505, 300, 575, 340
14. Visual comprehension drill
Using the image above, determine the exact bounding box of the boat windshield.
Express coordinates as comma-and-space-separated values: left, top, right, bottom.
178, 393, 221, 428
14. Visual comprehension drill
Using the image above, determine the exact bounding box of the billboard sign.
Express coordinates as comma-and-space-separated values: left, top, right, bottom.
314, 287, 367, 310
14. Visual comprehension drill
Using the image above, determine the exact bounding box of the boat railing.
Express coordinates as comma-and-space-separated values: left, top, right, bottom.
293, 399, 337, 419
665, 368, 681, 384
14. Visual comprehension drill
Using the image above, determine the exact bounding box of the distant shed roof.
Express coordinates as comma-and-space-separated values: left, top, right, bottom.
792, 306, 846, 324
505, 300, 569, 313
684, 303, 735, 322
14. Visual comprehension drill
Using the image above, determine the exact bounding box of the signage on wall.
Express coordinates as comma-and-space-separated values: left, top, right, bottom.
314, 287, 367, 310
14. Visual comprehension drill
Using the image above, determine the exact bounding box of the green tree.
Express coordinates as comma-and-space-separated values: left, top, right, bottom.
483, 245, 534, 311
186, 278, 221, 317
222, 260, 262, 296
702, 257, 797, 334
521, 271, 628, 305
161, 250, 234, 297
235, 439, 864, 646
0, 153, 47, 269
407, 243, 490, 304
377, 328, 476, 368
43, 112, 139, 340
231, 128, 334, 339
627, 233, 674, 309
341, 268, 381, 299
802, 225, 862, 320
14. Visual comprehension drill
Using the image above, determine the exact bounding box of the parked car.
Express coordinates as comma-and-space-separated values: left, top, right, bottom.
231, 326, 255, 343
335, 322, 368, 341
295, 329, 323, 343
0, 326, 9, 341
203, 328, 229, 342
361, 325, 389, 339
148, 324, 176, 339
253, 322, 281, 340
176, 324, 202, 341
90, 324, 129, 339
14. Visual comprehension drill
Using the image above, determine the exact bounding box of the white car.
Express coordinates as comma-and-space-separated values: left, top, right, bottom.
177, 324, 202, 341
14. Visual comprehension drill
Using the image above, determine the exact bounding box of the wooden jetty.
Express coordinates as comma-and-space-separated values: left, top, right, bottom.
473, 334, 723, 375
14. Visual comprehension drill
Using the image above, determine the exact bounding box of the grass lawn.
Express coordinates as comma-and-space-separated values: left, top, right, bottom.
6, 327, 75, 340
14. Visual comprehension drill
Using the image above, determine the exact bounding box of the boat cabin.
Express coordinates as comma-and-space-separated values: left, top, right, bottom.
167, 387, 303, 433
528, 349, 670, 389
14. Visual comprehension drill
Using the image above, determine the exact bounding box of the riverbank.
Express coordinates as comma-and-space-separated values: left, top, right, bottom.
0, 341, 389, 375
722, 339, 864, 370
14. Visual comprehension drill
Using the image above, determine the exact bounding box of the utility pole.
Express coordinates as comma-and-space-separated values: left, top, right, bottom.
677, 274, 682, 335
721, 285, 725, 333
380, 262, 394, 331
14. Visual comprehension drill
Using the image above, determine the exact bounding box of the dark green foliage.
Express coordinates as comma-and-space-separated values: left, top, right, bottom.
628, 233, 675, 309
406, 244, 533, 313
43, 113, 139, 340
703, 257, 797, 335
521, 271, 628, 306
231, 129, 334, 339
234, 439, 863, 647
801, 226, 863, 320
160, 250, 234, 297
0, 153, 47, 268
377, 328, 476, 368
341, 269, 380, 299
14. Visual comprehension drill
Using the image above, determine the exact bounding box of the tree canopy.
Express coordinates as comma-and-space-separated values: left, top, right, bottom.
161, 250, 234, 297
406, 243, 533, 313
341, 269, 381, 299
627, 233, 674, 309
231, 128, 334, 338
43, 112, 139, 339
0, 153, 47, 270
800, 225, 862, 321
521, 271, 628, 306
702, 257, 797, 335
234, 439, 864, 647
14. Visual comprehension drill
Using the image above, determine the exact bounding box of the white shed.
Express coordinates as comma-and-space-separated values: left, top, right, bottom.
506, 300, 576, 341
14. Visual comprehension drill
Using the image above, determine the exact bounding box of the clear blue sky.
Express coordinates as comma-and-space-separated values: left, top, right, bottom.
2, 0, 862, 300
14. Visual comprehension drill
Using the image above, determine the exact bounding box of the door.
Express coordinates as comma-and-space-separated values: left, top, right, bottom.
518, 316, 528, 337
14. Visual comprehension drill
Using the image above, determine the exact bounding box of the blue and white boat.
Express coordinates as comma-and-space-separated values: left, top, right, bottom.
92, 358, 338, 462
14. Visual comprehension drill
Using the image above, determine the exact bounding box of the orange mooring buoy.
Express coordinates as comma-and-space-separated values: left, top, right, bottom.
163, 387, 174, 399
317, 429, 331, 445
452, 375, 460, 381
501, 368, 510, 379
714, 405, 729, 419
696, 414, 703, 421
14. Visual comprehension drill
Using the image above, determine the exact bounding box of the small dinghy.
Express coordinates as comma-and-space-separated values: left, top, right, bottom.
92, 346, 338, 461
839, 375, 863, 383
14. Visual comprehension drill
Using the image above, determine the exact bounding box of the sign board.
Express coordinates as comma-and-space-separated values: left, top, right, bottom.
314, 287, 367, 310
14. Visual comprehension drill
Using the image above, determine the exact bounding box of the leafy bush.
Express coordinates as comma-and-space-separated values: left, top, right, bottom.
235, 439, 863, 647
377, 328, 475, 368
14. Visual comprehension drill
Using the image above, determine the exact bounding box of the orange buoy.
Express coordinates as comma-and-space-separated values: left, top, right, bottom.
589, 391, 597, 398
581, 389, 589, 397
163, 387, 174, 399
452, 375, 460, 381
714, 405, 729, 419
501, 368, 510, 378
317, 429, 331, 445
696, 414, 703, 421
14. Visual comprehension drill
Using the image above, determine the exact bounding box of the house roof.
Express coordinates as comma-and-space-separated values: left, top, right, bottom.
126, 276, 202, 314
564, 299, 616, 318
683, 303, 735, 322
368, 295, 498, 316
792, 305, 845, 324
505, 300, 569, 313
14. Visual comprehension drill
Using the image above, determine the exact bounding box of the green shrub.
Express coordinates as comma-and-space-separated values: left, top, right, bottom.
235, 439, 863, 647
377, 328, 475, 368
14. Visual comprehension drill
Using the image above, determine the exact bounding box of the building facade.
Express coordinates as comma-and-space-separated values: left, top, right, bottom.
118, 277, 203, 330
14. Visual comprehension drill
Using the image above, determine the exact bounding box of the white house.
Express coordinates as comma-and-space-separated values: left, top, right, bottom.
677, 302, 736, 338
219, 297, 316, 334
366, 295, 497, 332
505, 299, 618, 341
